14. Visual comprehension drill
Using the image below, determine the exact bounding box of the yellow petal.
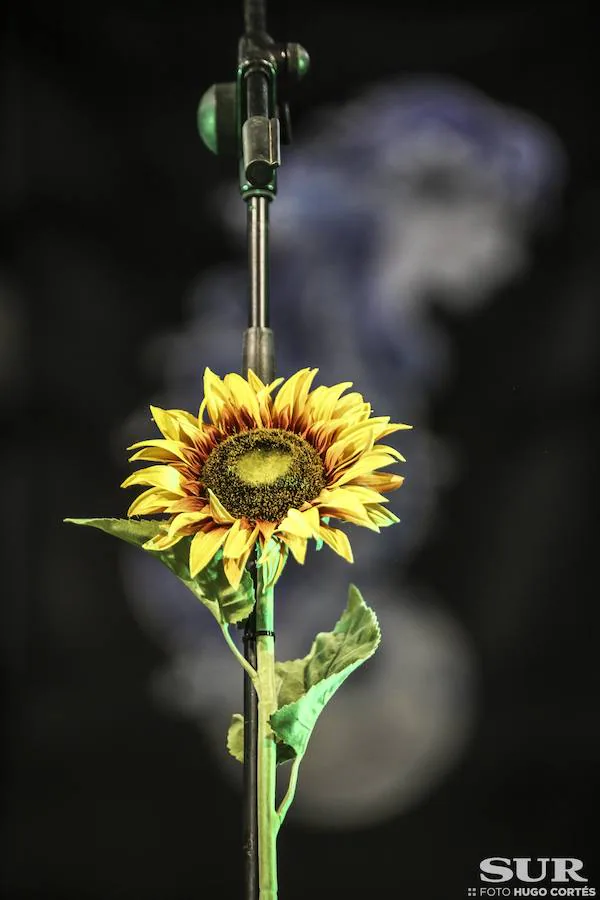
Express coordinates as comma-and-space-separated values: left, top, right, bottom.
254, 394, 272, 427
250, 374, 284, 426
366, 504, 400, 527
203, 368, 230, 425
375, 444, 406, 461
324, 424, 375, 472
279, 532, 308, 565
167, 496, 207, 513
346, 472, 405, 493
257, 520, 277, 543
128, 447, 184, 464
224, 373, 263, 426
291, 368, 319, 423
317, 523, 354, 563
128, 438, 191, 462
167, 510, 210, 537
276, 507, 318, 539
273, 544, 289, 582
223, 520, 258, 559
247, 372, 284, 395
169, 408, 200, 428
222, 519, 243, 557
208, 490, 236, 524
314, 487, 373, 520
320, 509, 380, 532
273, 368, 315, 420
310, 381, 353, 421
329, 391, 366, 420
223, 538, 256, 589
143, 530, 185, 551
371, 420, 413, 440
338, 417, 380, 440
151, 408, 203, 444
351, 415, 392, 442
189, 526, 229, 577
121, 464, 186, 495
149, 405, 180, 441
333, 450, 404, 487
127, 487, 177, 517
304, 418, 344, 452
244, 523, 261, 554
223, 555, 244, 589
246, 369, 267, 392
303, 384, 326, 418
338, 484, 388, 505
301, 505, 321, 533
172, 416, 204, 444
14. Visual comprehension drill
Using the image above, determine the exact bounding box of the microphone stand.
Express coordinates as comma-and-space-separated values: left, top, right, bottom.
197, 6, 309, 897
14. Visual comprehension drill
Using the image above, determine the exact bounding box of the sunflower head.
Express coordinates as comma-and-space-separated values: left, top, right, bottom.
202, 428, 326, 522
121, 368, 411, 588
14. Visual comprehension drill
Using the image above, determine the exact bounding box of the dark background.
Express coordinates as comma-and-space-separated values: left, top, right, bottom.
1, 1, 597, 898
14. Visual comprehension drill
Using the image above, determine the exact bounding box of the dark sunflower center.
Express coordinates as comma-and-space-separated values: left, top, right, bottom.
201, 428, 326, 522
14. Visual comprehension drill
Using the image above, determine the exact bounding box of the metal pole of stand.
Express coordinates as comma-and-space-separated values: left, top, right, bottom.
241, 73, 276, 900
242, 195, 273, 900
241, 7, 274, 898
241, 189, 273, 900
247, 196, 269, 330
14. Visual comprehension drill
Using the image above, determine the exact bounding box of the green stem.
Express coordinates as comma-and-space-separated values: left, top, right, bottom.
220, 623, 258, 685
255, 565, 278, 900
276, 753, 303, 828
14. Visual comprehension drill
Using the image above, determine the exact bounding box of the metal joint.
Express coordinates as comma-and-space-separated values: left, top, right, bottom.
242, 116, 280, 186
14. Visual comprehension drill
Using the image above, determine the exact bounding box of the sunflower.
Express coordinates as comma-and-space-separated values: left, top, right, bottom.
121, 368, 411, 589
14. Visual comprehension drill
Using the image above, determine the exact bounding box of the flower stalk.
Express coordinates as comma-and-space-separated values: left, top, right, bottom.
255, 563, 278, 900
276, 753, 302, 826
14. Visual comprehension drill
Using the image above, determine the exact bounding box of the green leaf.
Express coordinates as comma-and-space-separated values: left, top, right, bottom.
227, 713, 245, 763
64, 516, 160, 547
64, 517, 255, 625
226, 712, 295, 765
271, 584, 380, 760
226, 584, 380, 766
